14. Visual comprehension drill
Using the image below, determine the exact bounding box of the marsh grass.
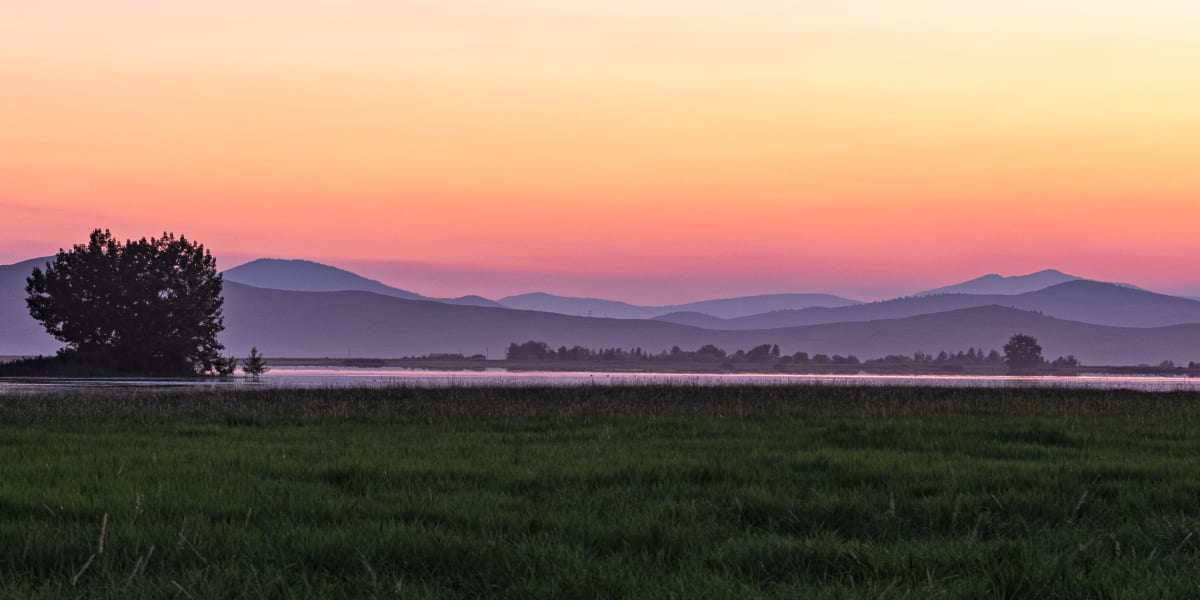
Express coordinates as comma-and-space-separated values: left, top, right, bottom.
0, 385, 1198, 598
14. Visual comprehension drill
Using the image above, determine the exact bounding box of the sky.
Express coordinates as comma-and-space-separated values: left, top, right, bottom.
3, 0, 1200, 303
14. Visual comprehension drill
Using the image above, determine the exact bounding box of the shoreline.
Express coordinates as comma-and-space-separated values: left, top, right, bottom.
264, 357, 1199, 378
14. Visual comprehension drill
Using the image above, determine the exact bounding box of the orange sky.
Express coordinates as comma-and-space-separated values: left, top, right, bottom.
3, 1, 1200, 301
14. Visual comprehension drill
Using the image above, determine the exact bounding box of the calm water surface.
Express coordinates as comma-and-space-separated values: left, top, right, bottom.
2, 367, 1200, 394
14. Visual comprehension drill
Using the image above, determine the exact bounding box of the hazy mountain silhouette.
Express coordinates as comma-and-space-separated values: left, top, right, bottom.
651, 311, 730, 329
674, 294, 860, 318
224, 259, 425, 298
5, 257, 1200, 365
218, 288, 1200, 365
220, 282, 720, 359
752, 305, 1200, 366
0, 258, 60, 356
656, 281, 1200, 330
916, 269, 1143, 296
223, 259, 503, 307
498, 292, 858, 319
444, 294, 504, 308
917, 269, 1081, 296
496, 293, 654, 319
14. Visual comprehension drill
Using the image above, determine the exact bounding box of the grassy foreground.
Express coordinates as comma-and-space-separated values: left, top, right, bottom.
0, 386, 1198, 598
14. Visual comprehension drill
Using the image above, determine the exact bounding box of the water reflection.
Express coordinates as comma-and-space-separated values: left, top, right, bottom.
3, 367, 1200, 394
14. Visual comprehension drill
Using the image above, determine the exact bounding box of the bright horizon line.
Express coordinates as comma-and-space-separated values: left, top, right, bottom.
214, 259, 1194, 304
8, 250, 1194, 305
221, 257, 1078, 303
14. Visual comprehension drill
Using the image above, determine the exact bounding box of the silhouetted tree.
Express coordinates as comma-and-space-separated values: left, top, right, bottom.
243, 347, 269, 379
1051, 355, 1080, 368
214, 355, 239, 377
25, 229, 225, 374
746, 344, 775, 362
557, 345, 592, 361
1003, 334, 1044, 372
506, 341, 554, 360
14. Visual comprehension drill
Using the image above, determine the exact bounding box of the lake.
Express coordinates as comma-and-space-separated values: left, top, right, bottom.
3, 367, 1200, 394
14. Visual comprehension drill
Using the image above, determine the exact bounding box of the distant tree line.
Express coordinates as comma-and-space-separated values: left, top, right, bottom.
502, 334, 1099, 372
504, 340, 1085, 368
867, 348, 1003, 367
507, 341, 805, 364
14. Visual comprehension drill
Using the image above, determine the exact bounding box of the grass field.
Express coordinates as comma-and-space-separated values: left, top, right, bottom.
0, 385, 1198, 598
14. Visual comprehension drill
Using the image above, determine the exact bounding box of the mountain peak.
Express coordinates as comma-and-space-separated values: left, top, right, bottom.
917, 269, 1080, 297
498, 292, 859, 320
223, 258, 424, 300
220, 258, 504, 307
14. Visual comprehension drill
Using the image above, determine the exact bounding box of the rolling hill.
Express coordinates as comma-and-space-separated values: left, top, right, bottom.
219, 285, 1200, 365
656, 281, 1200, 330
916, 269, 1081, 296
916, 269, 1142, 297
497, 292, 859, 319
747, 305, 1200, 366
223, 259, 425, 299
222, 259, 502, 307
220, 283, 723, 358
0, 258, 59, 356
5, 257, 1200, 365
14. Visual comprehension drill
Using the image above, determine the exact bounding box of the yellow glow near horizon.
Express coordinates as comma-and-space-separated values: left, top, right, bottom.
3, 1, 1200, 300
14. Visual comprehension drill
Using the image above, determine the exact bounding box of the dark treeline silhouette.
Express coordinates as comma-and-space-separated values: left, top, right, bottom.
504, 341, 1061, 368
507, 341, 802, 363
866, 348, 1003, 367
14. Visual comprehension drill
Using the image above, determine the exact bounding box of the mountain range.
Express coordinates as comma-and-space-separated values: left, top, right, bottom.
215, 288, 1200, 365
914, 269, 1141, 296
3, 257, 1199, 364
915, 269, 1081, 296
224, 259, 501, 307
654, 280, 1200, 330
223, 259, 859, 319
0, 258, 61, 356
495, 292, 859, 320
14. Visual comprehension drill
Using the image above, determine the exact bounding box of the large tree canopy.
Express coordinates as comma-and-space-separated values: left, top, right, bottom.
25, 229, 225, 374
1003, 333, 1044, 373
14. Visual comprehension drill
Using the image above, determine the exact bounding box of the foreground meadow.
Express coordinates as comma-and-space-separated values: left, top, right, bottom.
0, 386, 1198, 598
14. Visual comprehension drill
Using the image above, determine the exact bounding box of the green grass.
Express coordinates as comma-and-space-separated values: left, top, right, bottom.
0, 386, 1198, 598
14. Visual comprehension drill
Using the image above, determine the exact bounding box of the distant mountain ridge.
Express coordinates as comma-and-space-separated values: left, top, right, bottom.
225, 260, 860, 317
0, 258, 60, 356
223, 259, 424, 298
916, 269, 1140, 296
497, 292, 859, 319
222, 259, 503, 307
655, 280, 1200, 330
916, 269, 1080, 296
212, 290, 1200, 365
5, 256, 1200, 365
